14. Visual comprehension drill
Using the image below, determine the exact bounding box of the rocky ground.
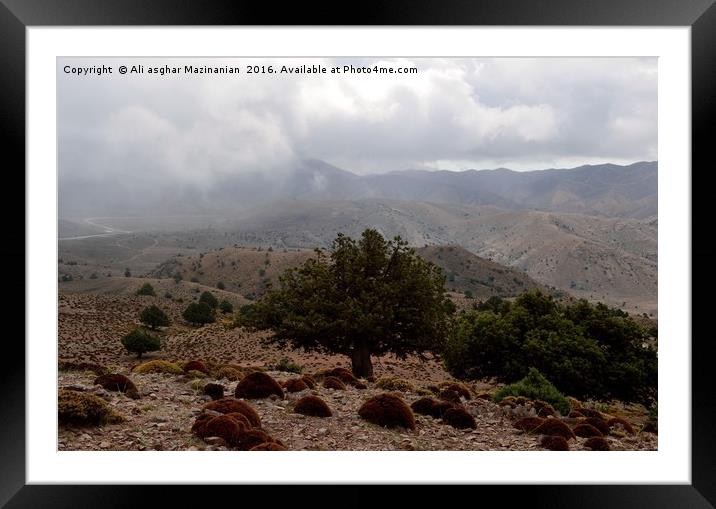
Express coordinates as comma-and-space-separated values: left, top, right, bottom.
58, 292, 657, 452
58, 368, 657, 452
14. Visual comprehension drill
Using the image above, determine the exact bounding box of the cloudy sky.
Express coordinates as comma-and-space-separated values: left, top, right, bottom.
58, 57, 657, 181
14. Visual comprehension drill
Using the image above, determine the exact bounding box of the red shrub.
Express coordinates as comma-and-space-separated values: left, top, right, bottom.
191, 414, 210, 437
440, 382, 472, 400
541, 435, 570, 451
358, 393, 416, 430
411, 397, 454, 419
235, 372, 284, 399
326, 367, 356, 384
203, 398, 261, 427
514, 417, 545, 432
300, 375, 317, 389
293, 395, 332, 417
442, 406, 477, 429
94, 374, 140, 399
583, 417, 610, 435
568, 410, 585, 418
184, 360, 209, 374
607, 417, 635, 435
533, 419, 576, 440
283, 378, 309, 393
577, 408, 605, 420
233, 429, 274, 451
225, 412, 253, 429
203, 383, 224, 401
202, 415, 244, 445
438, 389, 461, 404
353, 381, 367, 390
250, 442, 288, 451
323, 376, 347, 390
533, 400, 556, 417
573, 423, 603, 438
584, 437, 611, 451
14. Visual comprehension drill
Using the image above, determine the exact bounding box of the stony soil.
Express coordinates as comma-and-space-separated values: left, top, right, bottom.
58, 291, 657, 452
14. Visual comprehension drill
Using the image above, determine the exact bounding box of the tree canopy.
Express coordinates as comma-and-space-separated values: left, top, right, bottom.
182, 302, 216, 325
139, 305, 170, 329
121, 328, 161, 359
443, 291, 657, 404
246, 229, 453, 377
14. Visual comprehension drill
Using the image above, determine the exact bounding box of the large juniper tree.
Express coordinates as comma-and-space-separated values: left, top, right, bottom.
247, 229, 453, 377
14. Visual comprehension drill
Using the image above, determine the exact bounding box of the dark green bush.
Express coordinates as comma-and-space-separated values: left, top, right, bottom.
139, 305, 170, 329
444, 291, 657, 404
219, 300, 234, 314
136, 283, 156, 296
493, 368, 570, 415
182, 302, 215, 325
199, 291, 219, 309
121, 328, 161, 359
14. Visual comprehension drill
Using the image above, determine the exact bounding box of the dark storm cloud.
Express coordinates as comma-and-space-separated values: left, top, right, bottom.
58, 57, 657, 182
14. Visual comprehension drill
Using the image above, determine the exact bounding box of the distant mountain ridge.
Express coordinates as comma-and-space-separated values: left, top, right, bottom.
60, 159, 657, 219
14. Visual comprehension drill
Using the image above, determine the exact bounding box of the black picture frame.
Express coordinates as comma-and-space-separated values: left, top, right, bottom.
3, 0, 714, 506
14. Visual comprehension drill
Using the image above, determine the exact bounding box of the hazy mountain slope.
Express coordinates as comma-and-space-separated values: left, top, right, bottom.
60, 160, 657, 219
221, 199, 656, 314
415, 245, 558, 299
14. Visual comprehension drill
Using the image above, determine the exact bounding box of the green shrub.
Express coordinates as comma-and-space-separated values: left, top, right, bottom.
443, 290, 657, 404
182, 302, 215, 325
217, 281, 225, 290
136, 283, 156, 296
219, 300, 234, 314
120, 328, 161, 359
493, 368, 570, 415
139, 305, 170, 329
199, 291, 219, 309
273, 357, 302, 374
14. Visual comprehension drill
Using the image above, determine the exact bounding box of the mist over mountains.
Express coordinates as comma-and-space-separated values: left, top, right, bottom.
60, 160, 657, 220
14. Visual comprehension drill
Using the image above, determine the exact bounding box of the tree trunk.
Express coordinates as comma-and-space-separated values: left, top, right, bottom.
350, 341, 373, 378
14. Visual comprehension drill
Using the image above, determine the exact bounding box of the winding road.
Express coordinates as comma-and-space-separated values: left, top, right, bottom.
58, 218, 132, 241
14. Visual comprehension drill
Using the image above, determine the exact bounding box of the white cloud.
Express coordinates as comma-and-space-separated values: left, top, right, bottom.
58, 56, 657, 180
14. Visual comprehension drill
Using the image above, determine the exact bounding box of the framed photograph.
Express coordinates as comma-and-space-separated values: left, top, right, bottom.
6, 0, 714, 505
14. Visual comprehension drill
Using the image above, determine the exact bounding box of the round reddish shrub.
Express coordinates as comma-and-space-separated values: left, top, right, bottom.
300, 375, 317, 389
573, 423, 603, 438
294, 395, 332, 417
358, 393, 416, 430
577, 408, 604, 420
568, 410, 585, 418
584, 437, 611, 451
326, 367, 357, 384
606, 417, 635, 435
235, 372, 284, 399
532, 419, 576, 440
440, 382, 471, 400
203, 415, 245, 445
94, 374, 140, 399
283, 378, 309, 393
442, 406, 477, 429
323, 376, 347, 390
203, 398, 261, 427
438, 389, 461, 404
184, 360, 209, 374
541, 435, 570, 451
250, 442, 288, 451
225, 412, 253, 429
203, 383, 224, 401
353, 381, 367, 390
583, 416, 610, 435
191, 413, 214, 437
411, 397, 454, 419
533, 400, 556, 417
514, 417, 545, 432
234, 429, 274, 451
